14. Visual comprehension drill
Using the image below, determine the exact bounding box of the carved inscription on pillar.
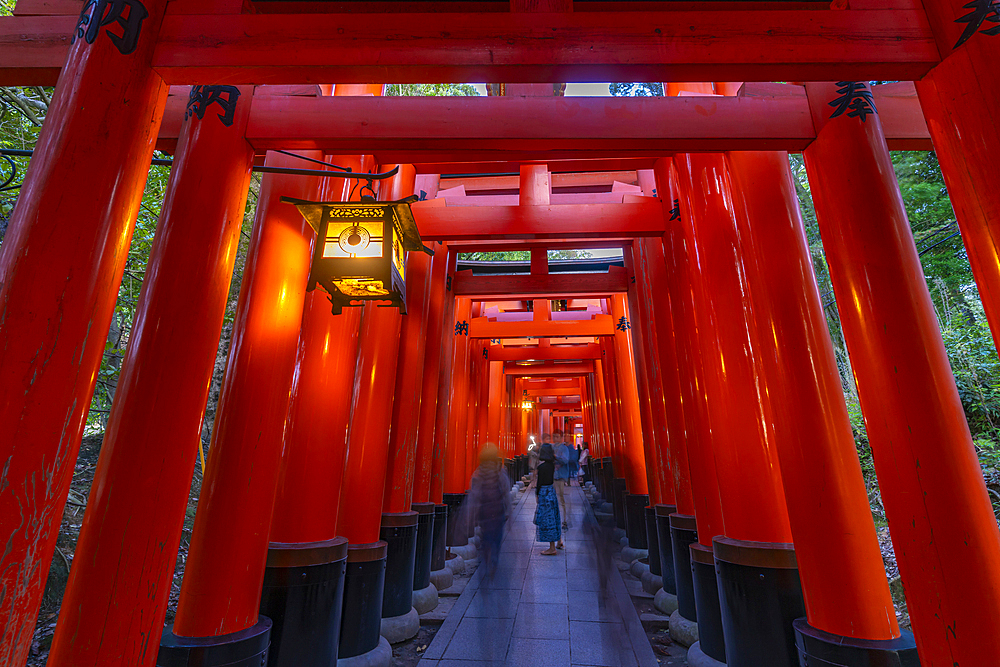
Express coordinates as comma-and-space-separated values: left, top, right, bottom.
73, 0, 149, 54
828, 82, 878, 122
185, 86, 242, 127
954, 0, 1000, 47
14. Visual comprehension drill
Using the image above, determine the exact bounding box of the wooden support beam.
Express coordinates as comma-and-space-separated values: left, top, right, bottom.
471, 314, 614, 338
526, 387, 580, 396
413, 201, 664, 241
505, 361, 595, 376
490, 343, 601, 361
454, 267, 628, 299
0, 10, 939, 86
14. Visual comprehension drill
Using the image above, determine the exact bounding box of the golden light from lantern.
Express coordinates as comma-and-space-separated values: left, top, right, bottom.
521, 389, 534, 411
282, 194, 430, 314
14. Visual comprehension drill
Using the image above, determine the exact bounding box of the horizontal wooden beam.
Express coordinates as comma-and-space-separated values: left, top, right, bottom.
526, 387, 580, 397
454, 268, 628, 299
0, 10, 940, 86
471, 314, 614, 338
490, 343, 601, 361
505, 362, 595, 376
162, 83, 932, 156
413, 201, 664, 242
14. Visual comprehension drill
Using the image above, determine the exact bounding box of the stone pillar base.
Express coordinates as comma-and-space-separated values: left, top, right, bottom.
337, 636, 392, 667
429, 565, 454, 590
669, 609, 699, 647
380, 607, 419, 644
641, 571, 662, 595
654, 589, 679, 615
412, 583, 439, 614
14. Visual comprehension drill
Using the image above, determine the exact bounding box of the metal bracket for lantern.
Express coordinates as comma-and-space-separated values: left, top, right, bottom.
283, 194, 433, 315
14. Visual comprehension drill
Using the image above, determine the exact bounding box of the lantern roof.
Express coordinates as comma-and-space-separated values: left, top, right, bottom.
281, 195, 432, 256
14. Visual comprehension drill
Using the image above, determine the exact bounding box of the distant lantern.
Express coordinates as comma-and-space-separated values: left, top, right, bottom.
521, 390, 534, 411
283, 194, 431, 314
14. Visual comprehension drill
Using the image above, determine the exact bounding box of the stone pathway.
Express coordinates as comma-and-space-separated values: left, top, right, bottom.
418, 484, 659, 667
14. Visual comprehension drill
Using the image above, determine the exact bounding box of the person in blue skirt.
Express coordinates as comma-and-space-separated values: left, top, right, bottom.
533, 443, 563, 555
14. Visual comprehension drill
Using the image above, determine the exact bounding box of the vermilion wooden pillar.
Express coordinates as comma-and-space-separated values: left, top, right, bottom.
487, 358, 504, 446
269, 153, 372, 545
805, 81, 995, 664
430, 251, 458, 505
677, 151, 797, 665
443, 296, 473, 546
336, 301, 403, 658
45, 83, 253, 667
915, 0, 1000, 356
383, 166, 432, 516
657, 157, 726, 629
727, 151, 901, 648
0, 4, 168, 660
625, 247, 673, 507
169, 150, 325, 639
413, 242, 450, 505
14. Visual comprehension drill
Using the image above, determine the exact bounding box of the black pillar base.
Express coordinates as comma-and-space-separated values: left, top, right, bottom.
669, 513, 697, 620
412, 503, 436, 591
442, 492, 467, 547
691, 543, 727, 664
612, 478, 628, 529
258, 538, 348, 667
380, 512, 419, 619
158, 617, 272, 667
339, 541, 387, 660
601, 457, 614, 497
625, 494, 649, 549
431, 504, 448, 570
793, 619, 919, 666
644, 506, 661, 577
655, 505, 677, 593
714, 537, 804, 667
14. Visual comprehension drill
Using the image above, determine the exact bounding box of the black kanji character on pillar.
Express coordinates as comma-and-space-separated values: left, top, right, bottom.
669, 198, 681, 221
828, 82, 878, 122
455, 320, 469, 336
954, 0, 1000, 47
483, 347, 488, 359
73, 0, 149, 55
185, 86, 242, 127
616, 316, 631, 332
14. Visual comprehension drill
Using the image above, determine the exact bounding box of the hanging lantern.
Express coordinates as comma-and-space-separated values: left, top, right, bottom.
521, 390, 534, 411
283, 194, 432, 314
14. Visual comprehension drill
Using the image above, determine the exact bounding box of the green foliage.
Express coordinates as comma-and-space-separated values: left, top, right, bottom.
386, 83, 480, 97
610, 83, 664, 97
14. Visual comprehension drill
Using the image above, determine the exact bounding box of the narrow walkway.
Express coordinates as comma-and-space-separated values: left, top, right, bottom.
419, 484, 658, 667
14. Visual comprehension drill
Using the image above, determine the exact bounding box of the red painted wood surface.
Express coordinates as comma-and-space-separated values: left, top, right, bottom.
412, 201, 664, 241
668, 156, 727, 548
489, 343, 601, 361
429, 252, 458, 503
805, 81, 1000, 659
504, 362, 595, 377
147, 10, 939, 84
267, 150, 375, 545
172, 151, 325, 636
384, 244, 433, 513
470, 315, 614, 338
444, 297, 473, 493
453, 269, 628, 299
917, 41, 1000, 356
336, 303, 403, 545
47, 84, 254, 667
413, 242, 450, 505
727, 150, 899, 641
681, 152, 792, 544
609, 294, 648, 495
0, 3, 168, 659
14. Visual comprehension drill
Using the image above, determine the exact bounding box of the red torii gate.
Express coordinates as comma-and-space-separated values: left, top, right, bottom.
0, 0, 999, 665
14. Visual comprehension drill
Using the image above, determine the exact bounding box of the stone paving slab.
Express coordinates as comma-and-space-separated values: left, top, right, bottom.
420, 484, 659, 667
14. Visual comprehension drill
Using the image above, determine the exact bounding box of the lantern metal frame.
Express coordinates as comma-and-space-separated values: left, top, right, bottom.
283, 194, 432, 315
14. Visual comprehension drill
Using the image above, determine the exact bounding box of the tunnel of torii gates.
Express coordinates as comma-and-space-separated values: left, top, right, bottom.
2, 0, 1000, 666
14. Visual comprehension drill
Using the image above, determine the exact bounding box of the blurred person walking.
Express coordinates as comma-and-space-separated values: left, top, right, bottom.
579, 444, 590, 485
468, 444, 512, 579
534, 443, 563, 554
570, 443, 581, 485
552, 430, 572, 528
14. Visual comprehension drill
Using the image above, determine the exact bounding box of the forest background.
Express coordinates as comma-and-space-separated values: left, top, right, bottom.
1, 53, 998, 655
